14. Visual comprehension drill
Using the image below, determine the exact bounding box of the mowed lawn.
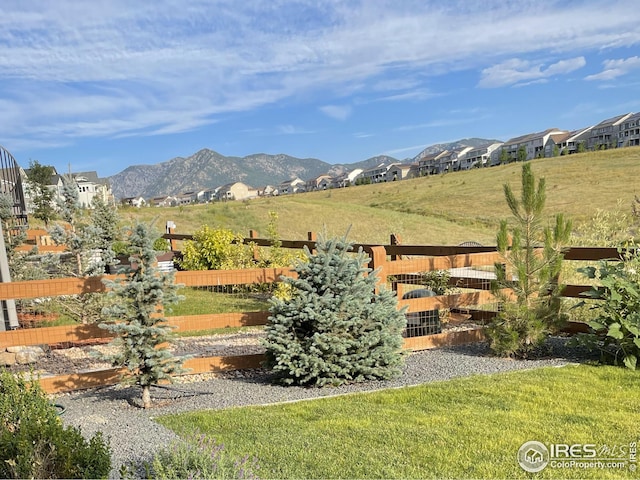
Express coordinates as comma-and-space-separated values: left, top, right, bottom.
157, 364, 640, 479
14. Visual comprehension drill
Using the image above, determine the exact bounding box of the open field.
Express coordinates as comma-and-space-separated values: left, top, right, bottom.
118, 147, 640, 245
157, 364, 640, 479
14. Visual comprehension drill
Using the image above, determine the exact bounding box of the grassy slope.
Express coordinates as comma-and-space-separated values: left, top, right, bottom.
121, 147, 640, 245
157, 364, 640, 479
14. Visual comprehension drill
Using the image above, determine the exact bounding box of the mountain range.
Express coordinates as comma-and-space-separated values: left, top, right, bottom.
109, 137, 498, 199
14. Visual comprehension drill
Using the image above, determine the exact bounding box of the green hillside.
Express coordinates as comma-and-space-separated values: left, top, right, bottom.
122, 147, 640, 246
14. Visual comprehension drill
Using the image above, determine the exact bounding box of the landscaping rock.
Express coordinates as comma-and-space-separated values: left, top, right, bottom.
0, 351, 16, 366
15, 347, 45, 365
7, 345, 45, 355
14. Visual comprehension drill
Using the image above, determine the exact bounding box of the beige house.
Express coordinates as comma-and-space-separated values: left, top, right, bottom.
386, 163, 418, 181
215, 182, 257, 201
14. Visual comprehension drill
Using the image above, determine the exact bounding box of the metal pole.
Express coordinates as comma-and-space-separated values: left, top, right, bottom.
0, 221, 19, 330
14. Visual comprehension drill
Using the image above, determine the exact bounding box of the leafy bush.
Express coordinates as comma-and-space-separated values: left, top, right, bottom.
146, 433, 260, 479
179, 225, 254, 270
264, 235, 406, 386
571, 248, 640, 369
0, 370, 111, 479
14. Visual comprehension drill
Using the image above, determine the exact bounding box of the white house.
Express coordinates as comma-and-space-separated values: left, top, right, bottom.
458, 143, 503, 170
277, 177, 305, 195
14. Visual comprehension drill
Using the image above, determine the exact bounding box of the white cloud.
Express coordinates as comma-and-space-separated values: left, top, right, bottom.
478, 57, 586, 88
0, 0, 638, 147
319, 105, 353, 121
585, 56, 640, 81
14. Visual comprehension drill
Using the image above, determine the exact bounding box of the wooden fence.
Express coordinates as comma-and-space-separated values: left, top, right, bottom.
0, 231, 623, 393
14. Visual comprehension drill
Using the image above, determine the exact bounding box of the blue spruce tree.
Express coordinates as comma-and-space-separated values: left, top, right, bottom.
264, 235, 406, 386
99, 223, 186, 408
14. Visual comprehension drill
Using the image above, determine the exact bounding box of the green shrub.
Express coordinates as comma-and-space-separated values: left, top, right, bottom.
571, 247, 640, 369
179, 225, 254, 270
264, 234, 406, 386
147, 433, 260, 479
0, 370, 111, 479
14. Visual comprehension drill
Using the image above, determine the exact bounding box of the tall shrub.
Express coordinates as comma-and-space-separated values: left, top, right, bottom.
263, 235, 406, 386
488, 163, 572, 357
179, 225, 253, 270
99, 223, 187, 408
0, 370, 111, 479
572, 248, 640, 369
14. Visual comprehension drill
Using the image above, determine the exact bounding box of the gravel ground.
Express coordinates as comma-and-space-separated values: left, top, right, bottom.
53, 336, 597, 479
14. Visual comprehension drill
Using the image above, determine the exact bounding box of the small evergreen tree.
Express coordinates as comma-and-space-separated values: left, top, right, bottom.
488, 163, 572, 357
499, 148, 509, 165
98, 223, 186, 408
517, 146, 528, 162
263, 234, 406, 386
26, 160, 56, 226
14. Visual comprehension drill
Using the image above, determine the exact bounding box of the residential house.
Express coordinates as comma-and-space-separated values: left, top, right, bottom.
386, 163, 419, 181
331, 168, 363, 188
197, 189, 215, 203
215, 182, 257, 201
176, 191, 197, 205
149, 195, 177, 207
73, 171, 113, 207
418, 151, 449, 175
258, 185, 277, 196
306, 174, 334, 191
559, 127, 592, 155
617, 112, 640, 147
458, 143, 503, 170
491, 128, 568, 164
121, 196, 146, 208
358, 164, 393, 184
433, 147, 473, 174
545, 132, 572, 157
277, 177, 305, 195
587, 113, 633, 150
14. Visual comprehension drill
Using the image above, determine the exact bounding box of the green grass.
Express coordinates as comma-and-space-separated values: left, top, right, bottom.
167, 287, 269, 316
157, 364, 640, 479
120, 148, 640, 245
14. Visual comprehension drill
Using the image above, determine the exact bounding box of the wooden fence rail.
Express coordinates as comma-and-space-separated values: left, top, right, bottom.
1, 235, 629, 393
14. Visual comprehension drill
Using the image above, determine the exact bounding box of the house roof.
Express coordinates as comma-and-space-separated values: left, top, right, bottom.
503, 128, 564, 146
592, 112, 634, 128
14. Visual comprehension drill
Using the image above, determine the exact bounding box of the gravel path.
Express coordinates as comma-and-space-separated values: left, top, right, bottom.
54, 337, 595, 479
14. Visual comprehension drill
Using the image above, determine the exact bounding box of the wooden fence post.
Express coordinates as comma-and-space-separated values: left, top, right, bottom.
307, 231, 317, 254
390, 233, 403, 261
249, 230, 260, 262
166, 221, 177, 251
366, 246, 387, 294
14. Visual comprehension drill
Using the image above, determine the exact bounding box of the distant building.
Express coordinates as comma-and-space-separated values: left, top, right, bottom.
276, 177, 305, 195
617, 112, 640, 147
587, 113, 633, 150
121, 196, 146, 208
215, 182, 258, 201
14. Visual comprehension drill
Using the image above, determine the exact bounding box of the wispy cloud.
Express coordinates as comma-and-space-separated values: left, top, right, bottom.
0, 0, 639, 150
585, 56, 640, 81
277, 124, 316, 135
478, 57, 586, 88
319, 105, 353, 121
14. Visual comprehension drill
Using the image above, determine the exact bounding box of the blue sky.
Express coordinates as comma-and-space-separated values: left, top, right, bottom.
1, 0, 640, 177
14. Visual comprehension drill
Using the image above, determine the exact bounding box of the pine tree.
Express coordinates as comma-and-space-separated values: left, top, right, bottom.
264, 234, 406, 386
488, 163, 572, 357
99, 223, 186, 408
